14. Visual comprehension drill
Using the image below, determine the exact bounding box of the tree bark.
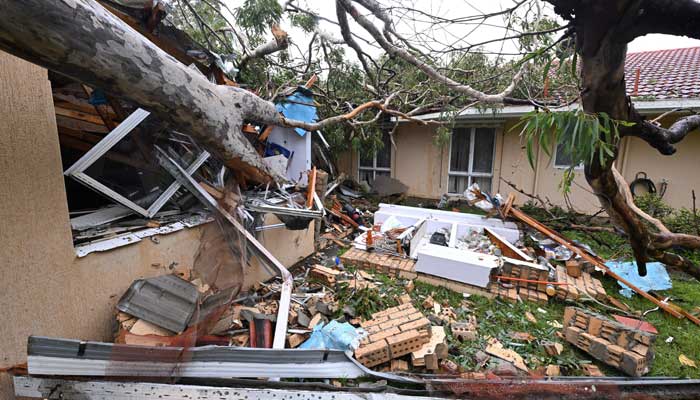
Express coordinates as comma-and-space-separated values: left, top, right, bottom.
0, 0, 283, 182
552, 0, 700, 277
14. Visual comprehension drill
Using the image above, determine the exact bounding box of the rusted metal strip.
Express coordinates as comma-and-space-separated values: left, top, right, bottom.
503, 206, 687, 321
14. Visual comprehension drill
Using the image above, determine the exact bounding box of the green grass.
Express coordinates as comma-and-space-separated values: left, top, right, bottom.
336, 196, 700, 377
339, 262, 700, 377
559, 227, 700, 377
598, 272, 700, 378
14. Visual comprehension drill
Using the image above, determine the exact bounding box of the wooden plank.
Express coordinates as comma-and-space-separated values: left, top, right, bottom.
484, 227, 532, 261
55, 105, 107, 125
505, 207, 686, 320
258, 125, 274, 141
306, 166, 317, 208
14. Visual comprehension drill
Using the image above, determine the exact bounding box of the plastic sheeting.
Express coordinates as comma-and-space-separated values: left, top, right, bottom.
299, 321, 366, 352
606, 261, 672, 298
275, 87, 317, 137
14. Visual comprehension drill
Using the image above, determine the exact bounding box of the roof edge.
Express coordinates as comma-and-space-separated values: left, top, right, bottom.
397, 98, 700, 123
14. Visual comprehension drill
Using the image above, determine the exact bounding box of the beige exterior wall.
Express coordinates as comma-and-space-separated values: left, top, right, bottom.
340, 115, 700, 214
0, 52, 315, 399
496, 120, 601, 213
0, 51, 206, 399
340, 122, 507, 199
617, 117, 700, 210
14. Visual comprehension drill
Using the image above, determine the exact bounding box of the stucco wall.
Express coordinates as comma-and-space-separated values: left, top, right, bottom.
393, 123, 446, 198
348, 116, 700, 214
0, 51, 208, 400
0, 51, 317, 399
338, 119, 608, 213
618, 117, 700, 210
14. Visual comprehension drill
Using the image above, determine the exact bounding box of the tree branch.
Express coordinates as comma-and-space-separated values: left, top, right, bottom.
626, 114, 700, 155
631, 0, 700, 41
237, 25, 289, 70
337, 0, 528, 104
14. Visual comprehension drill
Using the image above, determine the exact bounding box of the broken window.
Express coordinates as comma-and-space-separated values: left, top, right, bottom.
448, 127, 495, 194
52, 75, 215, 251
358, 132, 392, 185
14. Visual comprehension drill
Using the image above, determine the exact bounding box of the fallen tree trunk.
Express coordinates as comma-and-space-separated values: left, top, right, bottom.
0, 0, 282, 182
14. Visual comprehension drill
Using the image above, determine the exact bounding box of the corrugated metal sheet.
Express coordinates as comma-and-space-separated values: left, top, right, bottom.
26, 336, 384, 380
116, 275, 199, 333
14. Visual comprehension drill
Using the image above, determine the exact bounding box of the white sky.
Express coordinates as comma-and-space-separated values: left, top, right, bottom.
222, 0, 700, 60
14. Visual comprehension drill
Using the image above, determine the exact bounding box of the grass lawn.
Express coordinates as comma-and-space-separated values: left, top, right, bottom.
335, 230, 700, 377
334, 196, 700, 377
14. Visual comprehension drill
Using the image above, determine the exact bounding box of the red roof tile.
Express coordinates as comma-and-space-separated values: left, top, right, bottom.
625, 47, 700, 99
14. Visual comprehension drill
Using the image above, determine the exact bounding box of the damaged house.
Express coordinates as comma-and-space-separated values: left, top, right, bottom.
338, 47, 700, 213
0, 2, 325, 397
3, 1, 700, 400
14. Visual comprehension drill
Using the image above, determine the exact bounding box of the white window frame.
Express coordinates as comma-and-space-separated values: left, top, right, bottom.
447, 126, 496, 194
64, 108, 210, 218
553, 143, 584, 170
358, 145, 391, 182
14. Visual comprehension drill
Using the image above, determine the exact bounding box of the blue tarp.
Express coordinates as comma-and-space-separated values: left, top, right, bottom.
298, 320, 364, 352
275, 86, 317, 137
605, 261, 672, 298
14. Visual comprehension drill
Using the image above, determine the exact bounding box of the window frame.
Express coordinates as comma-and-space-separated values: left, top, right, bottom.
357, 136, 392, 183
447, 126, 497, 194
553, 142, 584, 170
64, 108, 210, 218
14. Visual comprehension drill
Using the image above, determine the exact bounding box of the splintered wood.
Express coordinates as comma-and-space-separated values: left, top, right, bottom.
555, 266, 607, 301
563, 307, 655, 376
340, 247, 417, 279
355, 304, 430, 367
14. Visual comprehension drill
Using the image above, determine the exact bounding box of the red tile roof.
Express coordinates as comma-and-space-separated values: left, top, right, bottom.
625, 47, 700, 99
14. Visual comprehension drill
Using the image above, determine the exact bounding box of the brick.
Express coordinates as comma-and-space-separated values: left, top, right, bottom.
400, 317, 430, 332
380, 316, 408, 331
386, 329, 429, 358
564, 326, 581, 344
355, 339, 390, 367
587, 316, 603, 336
622, 350, 649, 377
369, 326, 401, 343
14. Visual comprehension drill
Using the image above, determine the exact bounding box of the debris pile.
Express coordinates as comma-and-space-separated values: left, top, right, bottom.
355, 304, 430, 367
563, 307, 656, 376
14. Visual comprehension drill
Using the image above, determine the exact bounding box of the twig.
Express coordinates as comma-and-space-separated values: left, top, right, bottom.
693, 190, 700, 236
499, 176, 555, 217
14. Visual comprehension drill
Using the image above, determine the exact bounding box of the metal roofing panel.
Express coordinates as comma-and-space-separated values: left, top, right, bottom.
116, 274, 199, 333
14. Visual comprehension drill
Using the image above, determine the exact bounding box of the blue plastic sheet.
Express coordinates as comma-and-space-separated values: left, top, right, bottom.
298, 320, 364, 352
605, 261, 672, 298
275, 86, 317, 137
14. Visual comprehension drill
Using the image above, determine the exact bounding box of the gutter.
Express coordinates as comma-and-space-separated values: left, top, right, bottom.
395, 98, 700, 123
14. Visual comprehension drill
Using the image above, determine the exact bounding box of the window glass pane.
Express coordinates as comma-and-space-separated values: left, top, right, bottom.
375, 132, 391, 169
375, 170, 390, 178
359, 169, 374, 185
554, 142, 574, 167
360, 150, 373, 168
450, 128, 471, 172
473, 176, 492, 193
448, 175, 469, 194
472, 128, 495, 173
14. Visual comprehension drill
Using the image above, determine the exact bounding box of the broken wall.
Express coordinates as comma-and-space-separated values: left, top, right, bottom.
0, 51, 319, 400
0, 51, 208, 400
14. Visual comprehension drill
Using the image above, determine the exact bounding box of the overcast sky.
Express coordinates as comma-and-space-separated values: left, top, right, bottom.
223, 0, 700, 58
